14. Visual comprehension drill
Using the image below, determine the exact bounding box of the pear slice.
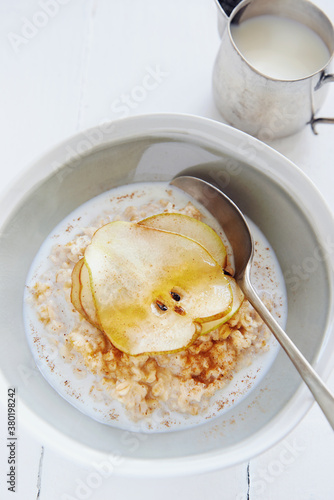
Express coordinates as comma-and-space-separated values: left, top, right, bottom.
71, 258, 100, 327
71, 259, 86, 318
200, 276, 244, 335
79, 261, 100, 328
84, 221, 232, 355
138, 213, 227, 267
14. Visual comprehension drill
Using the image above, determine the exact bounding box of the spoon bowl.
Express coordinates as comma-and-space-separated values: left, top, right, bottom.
171, 171, 334, 430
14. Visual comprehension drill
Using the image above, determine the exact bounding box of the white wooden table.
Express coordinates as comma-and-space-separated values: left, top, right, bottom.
0, 1, 333, 498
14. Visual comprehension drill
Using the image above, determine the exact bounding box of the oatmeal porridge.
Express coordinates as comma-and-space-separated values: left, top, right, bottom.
24, 182, 286, 432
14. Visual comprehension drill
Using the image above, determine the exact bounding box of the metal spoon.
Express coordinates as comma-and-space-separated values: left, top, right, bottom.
171, 172, 334, 430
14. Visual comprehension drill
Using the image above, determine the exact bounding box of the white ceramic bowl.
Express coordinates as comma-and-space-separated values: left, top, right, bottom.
0, 114, 333, 476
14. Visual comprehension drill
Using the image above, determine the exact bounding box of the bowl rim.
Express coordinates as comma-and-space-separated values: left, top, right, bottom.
0, 112, 333, 475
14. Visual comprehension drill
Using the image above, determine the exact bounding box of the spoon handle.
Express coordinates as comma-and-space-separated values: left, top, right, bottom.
239, 273, 334, 431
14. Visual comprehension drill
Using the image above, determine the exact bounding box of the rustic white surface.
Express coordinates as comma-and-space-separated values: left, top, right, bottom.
0, 0, 333, 498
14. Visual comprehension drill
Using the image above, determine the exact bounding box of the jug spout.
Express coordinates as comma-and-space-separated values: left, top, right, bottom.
214, 0, 243, 36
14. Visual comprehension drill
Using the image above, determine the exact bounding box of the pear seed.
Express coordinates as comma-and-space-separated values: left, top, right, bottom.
170, 291, 181, 302
156, 300, 168, 311
174, 305, 186, 316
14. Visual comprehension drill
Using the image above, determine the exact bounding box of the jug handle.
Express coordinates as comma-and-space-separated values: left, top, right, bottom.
214, 0, 244, 37
310, 72, 334, 134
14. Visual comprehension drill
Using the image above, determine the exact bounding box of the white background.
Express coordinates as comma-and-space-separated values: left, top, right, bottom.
0, 0, 334, 499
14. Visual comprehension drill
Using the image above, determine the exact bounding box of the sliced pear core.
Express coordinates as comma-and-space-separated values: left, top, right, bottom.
200, 276, 244, 335
138, 213, 227, 267
84, 221, 232, 355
